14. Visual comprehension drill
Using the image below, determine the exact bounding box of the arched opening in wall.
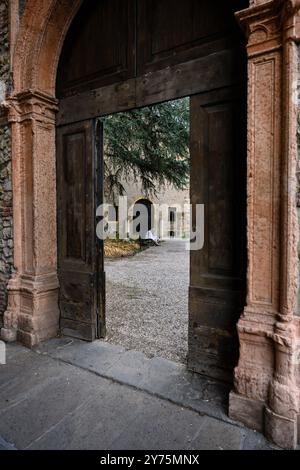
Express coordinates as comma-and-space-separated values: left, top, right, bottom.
56, 0, 248, 382
133, 199, 153, 237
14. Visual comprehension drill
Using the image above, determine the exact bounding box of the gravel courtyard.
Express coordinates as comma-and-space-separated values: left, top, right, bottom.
105, 240, 189, 363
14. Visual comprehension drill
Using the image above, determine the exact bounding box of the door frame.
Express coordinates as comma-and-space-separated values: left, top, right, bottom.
57, 55, 247, 379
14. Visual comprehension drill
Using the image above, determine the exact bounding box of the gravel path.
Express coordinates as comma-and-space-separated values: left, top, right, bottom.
105, 240, 189, 364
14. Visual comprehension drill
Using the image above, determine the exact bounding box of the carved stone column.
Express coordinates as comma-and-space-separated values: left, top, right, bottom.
1, 90, 60, 347
229, 0, 300, 449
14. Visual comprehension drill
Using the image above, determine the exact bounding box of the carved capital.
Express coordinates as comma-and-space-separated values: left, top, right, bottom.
251, 0, 300, 8
6, 90, 58, 124
285, 0, 300, 17
237, 2, 282, 55
237, 0, 300, 55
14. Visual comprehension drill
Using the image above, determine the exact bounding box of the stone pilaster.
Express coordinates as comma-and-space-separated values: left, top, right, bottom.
1, 90, 60, 347
229, 0, 300, 449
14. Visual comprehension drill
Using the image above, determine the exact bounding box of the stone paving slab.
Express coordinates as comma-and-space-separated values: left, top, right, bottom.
0, 344, 38, 389
190, 416, 247, 450
139, 356, 230, 421
0, 353, 68, 412
0, 341, 275, 450
27, 384, 153, 450
36, 338, 125, 376
0, 350, 111, 448
242, 430, 276, 451
36, 338, 231, 423
109, 399, 208, 451
28, 388, 208, 450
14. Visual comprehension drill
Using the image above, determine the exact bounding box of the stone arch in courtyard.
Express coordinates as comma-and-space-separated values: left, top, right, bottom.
1, 0, 300, 448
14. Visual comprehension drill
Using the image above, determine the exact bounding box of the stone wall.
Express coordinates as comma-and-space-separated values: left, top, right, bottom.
0, 1, 10, 100
105, 175, 191, 239
297, 45, 300, 314
0, 1, 13, 324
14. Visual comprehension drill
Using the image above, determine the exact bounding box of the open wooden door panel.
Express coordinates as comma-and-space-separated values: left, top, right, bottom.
56, 119, 105, 341
189, 86, 247, 381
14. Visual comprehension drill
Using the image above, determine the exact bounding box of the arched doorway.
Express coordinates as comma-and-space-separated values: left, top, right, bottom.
55, 0, 247, 382
4, 0, 299, 448
133, 199, 153, 239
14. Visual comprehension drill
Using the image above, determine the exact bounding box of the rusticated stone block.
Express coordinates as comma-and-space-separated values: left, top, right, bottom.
229, 391, 265, 433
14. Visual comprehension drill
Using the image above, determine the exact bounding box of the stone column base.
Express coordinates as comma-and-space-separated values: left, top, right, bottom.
1, 326, 17, 343
229, 391, 265, 433
17, 291, 60, 348
1, 273, 60, 348
1, 274, 20, 343
265, 407, 297, 450
229, 391, 299, 449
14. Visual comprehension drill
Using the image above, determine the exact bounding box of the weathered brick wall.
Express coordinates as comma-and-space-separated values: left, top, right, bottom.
0, 0, 13, 324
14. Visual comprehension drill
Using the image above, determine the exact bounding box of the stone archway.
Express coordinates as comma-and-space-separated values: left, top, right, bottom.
133, 199, 154, 237
1, 0, 84, 347
1, 0, 300, 448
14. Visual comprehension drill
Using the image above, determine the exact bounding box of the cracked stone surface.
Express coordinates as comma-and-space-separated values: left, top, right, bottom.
105, 240, 189, 363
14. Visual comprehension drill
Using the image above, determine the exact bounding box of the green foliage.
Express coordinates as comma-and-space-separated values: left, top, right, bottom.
101, 98, 190, 200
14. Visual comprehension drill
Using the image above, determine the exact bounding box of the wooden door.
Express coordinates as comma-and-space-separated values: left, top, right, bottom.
189, 86, 246, 381
56, 120, 105, 341
56, 0, 136, 97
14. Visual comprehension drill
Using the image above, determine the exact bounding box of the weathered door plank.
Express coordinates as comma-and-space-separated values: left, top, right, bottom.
57, 50, 241, 126
57, 120, 104, 340
189, 86, 246, 381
